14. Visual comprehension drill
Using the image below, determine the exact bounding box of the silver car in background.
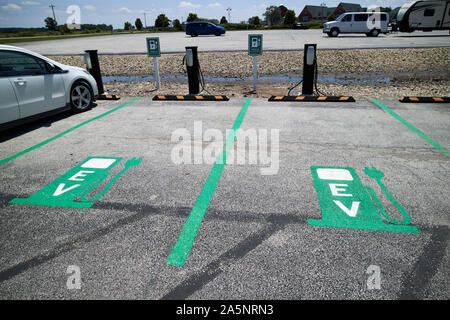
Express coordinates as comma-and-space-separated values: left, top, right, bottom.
0, 45, 98, 131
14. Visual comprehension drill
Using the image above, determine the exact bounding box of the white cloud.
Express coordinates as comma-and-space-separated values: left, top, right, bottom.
83, 5, 96, 12
21, 1, 40, 5
1, 3, 22, 11
207, 3, 222, 9
178, 1, 202, 9
140, 9, 157, 14
113, 7, 132, 14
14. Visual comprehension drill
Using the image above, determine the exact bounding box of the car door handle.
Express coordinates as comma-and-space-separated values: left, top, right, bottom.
14, 79, 26, 86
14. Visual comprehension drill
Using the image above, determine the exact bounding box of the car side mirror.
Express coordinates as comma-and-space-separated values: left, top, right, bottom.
45, 62, 62, 74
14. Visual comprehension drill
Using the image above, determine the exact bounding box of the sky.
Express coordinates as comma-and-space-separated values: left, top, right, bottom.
0, 0, 409, 29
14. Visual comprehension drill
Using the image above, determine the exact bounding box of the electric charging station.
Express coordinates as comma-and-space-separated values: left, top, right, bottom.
153, 46, 229, 101
186, 46, 200, 95
268, 44, 355, 102
84, 50, 120, 100
302, 44, 317, 96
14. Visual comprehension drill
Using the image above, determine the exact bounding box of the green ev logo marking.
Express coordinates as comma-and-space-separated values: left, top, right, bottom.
10, 156, 142, 208
309, 166, 420, 234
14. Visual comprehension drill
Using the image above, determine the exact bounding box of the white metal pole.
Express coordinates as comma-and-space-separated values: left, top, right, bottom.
253, 56, 257, 92
154, 57, 160, 90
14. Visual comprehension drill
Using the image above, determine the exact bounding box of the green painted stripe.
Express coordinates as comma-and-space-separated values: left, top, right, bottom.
371, 99, 449, 157
0, 98, 141, 166
167, 98, 252, 267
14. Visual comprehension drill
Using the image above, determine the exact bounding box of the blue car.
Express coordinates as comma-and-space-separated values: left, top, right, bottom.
186, 21, 226, 37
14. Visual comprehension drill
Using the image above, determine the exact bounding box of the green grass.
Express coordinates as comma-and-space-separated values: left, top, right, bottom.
0, 32, 133, 45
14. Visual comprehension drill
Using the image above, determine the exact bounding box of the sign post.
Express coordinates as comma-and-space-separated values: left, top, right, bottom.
248, 34, 263, 92
146, 37, 161, 90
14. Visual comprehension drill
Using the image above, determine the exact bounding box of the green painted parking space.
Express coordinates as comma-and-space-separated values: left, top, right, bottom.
0, 97, 448, 300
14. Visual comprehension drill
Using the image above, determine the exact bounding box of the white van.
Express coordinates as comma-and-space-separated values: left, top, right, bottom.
323, 12, 389, 37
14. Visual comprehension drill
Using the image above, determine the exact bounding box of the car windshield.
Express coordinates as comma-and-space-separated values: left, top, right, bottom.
336, 14, 346, 21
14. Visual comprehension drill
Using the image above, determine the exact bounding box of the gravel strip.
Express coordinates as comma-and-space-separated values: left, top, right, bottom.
53, 48, 450, 77
103, 79, 450, 99
51, 48, 450, 98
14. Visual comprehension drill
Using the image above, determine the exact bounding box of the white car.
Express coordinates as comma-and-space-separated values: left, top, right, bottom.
323, 12, 389, 37
0, 45, 98, 130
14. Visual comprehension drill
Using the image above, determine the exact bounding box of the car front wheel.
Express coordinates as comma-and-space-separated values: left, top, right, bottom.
328, 29, 339, 37
70, 81, 93, 112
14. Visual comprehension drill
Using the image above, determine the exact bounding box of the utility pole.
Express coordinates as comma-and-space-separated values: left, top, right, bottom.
49, 3, 57, 23
321, 2, 326, 21
226, 7, 232, 23
143, 12, 147, 29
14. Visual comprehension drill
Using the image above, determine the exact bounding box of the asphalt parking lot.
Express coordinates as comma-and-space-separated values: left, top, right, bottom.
15, 29, 450, 55
0, 97, 448, 300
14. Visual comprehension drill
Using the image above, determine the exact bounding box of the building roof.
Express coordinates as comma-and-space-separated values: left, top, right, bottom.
337, 2, 362, 12
302, 5, 329, 17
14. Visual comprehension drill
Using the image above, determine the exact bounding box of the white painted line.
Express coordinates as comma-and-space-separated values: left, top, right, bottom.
81, 158, 116, 169
317, 168, 354, 181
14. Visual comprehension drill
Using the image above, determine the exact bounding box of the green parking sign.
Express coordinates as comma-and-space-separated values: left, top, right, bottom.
248, 34, 263, 56
146, 37, 161, 57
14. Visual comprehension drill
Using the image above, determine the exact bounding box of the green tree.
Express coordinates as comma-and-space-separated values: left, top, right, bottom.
327, 13, 336, 21
248, 16, 261, 26
155, 14, 170, 28
124, 21, 132, 31
173, 19, 182, 31
186, 13, 199, 22
220, 16, 228, 24
283, 9, 296, 25
60, 24, 71, 34
45, 17, 58, 31
263, 6, 282, 26
135, 18, 143, 30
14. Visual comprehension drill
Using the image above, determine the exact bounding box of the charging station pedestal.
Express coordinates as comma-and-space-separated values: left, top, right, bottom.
153, 46, 229, 101
302, 44, 317, 96
186, 46, 200, 95
84, 50, 120, 100
268, 43, 355, 102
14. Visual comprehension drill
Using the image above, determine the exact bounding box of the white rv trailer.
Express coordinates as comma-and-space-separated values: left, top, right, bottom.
397, 0, 450, 32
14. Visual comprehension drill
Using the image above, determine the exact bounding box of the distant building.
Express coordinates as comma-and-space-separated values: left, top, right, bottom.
279, 5, 288, 17
298, 2, 363, 22
298, 5, 335, 22
333, 2, 363, 16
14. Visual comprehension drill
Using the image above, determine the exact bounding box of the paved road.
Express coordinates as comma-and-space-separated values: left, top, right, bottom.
0, 97, 448, 300
11, 29, 450, 55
